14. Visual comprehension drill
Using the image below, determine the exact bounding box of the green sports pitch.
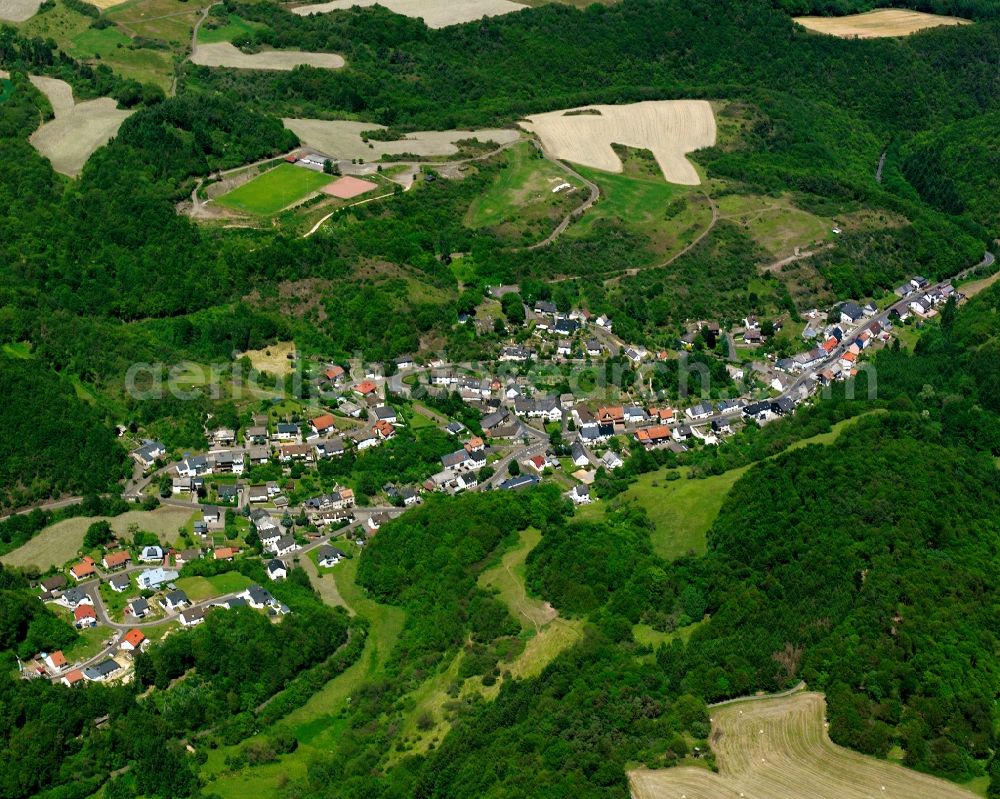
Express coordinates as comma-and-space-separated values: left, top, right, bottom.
217, 163, 332, 215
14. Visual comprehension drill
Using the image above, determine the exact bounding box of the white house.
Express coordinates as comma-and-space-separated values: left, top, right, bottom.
139, 545, 164, 563
272, 535, 299, 557
455, 473, 478, 492
317, 545, 346, 568
266, 560, 288, 581
136, 568, 178, 591
162, 589, 190, 612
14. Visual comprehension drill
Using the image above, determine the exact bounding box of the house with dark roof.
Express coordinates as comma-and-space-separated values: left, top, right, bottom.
84, 660, 121, 682
266, 560, 287, 581
839, 301, 864, 325
317, 545, 346, 568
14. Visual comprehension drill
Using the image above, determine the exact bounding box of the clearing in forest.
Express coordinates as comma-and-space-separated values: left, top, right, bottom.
26, 75, 133, 177
291, 0, 526, 28
794, 9, 971, 38
190, 41, 345, 70
478, 527, 583, 676
282, 118, 520, 161
629, 692, 977, 799
519, 100, 716, 185
238, 341, 296, 376
216, 163, 334, 215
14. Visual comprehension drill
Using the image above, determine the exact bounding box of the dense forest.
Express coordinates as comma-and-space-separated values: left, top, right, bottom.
0, 356, 128, 510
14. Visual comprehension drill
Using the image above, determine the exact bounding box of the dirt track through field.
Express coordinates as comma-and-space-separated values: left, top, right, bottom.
519, 100, 716, 185
190, 42, 344, 70
291, 0, 526, 28
794, 9, 971, 38
629, 692, 977, 799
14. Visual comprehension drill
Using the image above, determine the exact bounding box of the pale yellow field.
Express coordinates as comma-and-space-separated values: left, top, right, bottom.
283, 118, 520, 160
519, 100, 716, 185
794, 9, 971, 38
23, 75, 133, 177
630, 692, 977, 799
0, 0, 43, 22
190, 42, 345, 70
239, 341, 296, 377
1, 507, 195, 571
291, 0, 527, 28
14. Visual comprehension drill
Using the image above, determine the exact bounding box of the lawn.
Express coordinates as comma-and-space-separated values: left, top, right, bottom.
0, 78, 12, 104
408, 410, 437, 430
479, 528, 553, 633
216, 164, 332, 215
1, 342, 32, 358
175, 572, 252, 602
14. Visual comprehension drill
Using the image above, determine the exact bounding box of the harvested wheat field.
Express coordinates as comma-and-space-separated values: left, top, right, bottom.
794, 9, 971, 38
322, 175, 378, 199
191, 42, 345, 70
292, 0, 526, 28
27, 76, 133, 177
629, 692, 976, 799
519, 100, 716, 185
283, 118, 520, 160
0, 0, 44, 21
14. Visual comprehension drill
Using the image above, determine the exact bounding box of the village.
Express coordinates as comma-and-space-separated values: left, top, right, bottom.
19, 270, 963, 688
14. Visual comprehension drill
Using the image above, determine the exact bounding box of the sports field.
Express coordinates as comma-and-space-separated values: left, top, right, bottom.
630, 692, 977, 799
216, 164, 334, 215
794, 9, 971, 38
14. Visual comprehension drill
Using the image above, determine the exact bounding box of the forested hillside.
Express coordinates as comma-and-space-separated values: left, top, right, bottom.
0, 356, 127, 510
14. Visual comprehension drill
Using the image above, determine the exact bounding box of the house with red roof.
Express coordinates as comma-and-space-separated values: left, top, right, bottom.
120, 629, 146, 651
373, 420, 395, 440
102, 551, 131, 571
61, 669, 85, 687
355, 380, 378, 397
635, 425, 672, 447
44, 651, 67, 671
310, 414, 337, 438
74, 605, 97, 628
70, 558, 96, 581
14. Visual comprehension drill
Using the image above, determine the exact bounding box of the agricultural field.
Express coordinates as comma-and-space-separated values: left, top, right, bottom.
519, 100, 716, 185
629, 692, 977, 799
0, 507, 196, 571
190, 42, 345, 70
216, 163, 335, 215
794, 9, 971, 38
0, 0, 43, 22
282, 118, 520, 161
291, 0, 527, 28
465, 141, 585, 243
26, 75, 133, 177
